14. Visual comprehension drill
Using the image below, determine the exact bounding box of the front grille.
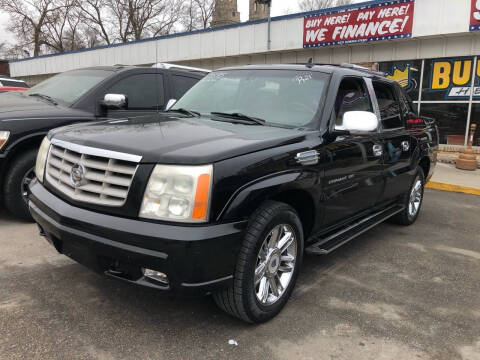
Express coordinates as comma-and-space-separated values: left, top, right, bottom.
45, 142, 139, 207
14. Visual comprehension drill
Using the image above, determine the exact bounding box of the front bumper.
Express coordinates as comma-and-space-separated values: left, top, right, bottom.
29, 180, 247, 295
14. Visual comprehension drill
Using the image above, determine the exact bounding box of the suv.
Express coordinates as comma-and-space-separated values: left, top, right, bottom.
29, 64, 439, 323
0, 63, 208, 219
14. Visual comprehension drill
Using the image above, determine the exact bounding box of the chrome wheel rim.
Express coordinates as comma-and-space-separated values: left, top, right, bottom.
254, 224, 297, 306
21, 168, 35, 204
408, 177, 422, 218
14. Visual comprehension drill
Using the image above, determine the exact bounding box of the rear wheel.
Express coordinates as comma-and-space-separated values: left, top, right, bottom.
213, 201, 304, 323
391, 166, 425, 226
3, 150, 37, 221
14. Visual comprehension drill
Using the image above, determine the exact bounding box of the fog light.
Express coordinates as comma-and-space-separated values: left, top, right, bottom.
142, 268, 169, 284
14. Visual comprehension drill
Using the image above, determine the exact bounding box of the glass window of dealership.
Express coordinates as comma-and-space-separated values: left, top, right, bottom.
378, 57, 480, 147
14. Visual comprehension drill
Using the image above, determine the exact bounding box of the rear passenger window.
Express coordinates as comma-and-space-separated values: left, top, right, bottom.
373, 81, 403, 130
335, 77, 373, 126
172, 75, 199, 99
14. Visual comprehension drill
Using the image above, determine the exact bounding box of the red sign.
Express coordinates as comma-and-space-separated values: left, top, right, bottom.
470, 0, 480, 31
303, 0, 415, 48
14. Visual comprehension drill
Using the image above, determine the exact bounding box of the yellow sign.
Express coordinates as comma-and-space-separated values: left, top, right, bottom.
386, 65, 410, 88
430, 58, 480, 98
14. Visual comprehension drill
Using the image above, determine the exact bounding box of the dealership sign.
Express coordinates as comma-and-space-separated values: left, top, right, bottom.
430, 58, 480, 99
303, 0, 415, 48
470, 0, 480, 31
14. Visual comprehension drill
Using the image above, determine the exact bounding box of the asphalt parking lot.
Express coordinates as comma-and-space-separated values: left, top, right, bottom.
0, 189, 479, 360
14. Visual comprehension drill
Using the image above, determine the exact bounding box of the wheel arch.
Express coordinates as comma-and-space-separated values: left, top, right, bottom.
1, 133, 45, 187
218, 171, 319, 239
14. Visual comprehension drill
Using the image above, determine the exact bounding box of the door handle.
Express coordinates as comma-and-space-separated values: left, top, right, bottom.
401, 141, 410, 152
372, 144, 383, 157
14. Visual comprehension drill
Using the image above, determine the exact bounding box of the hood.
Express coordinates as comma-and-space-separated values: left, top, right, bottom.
0, 92, 91, 122
51, 114, 310, 164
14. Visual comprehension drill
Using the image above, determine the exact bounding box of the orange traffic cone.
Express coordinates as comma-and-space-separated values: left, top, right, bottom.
456, 124, 477, 171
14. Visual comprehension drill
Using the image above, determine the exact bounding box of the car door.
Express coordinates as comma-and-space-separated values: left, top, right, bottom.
372, 80, 414, 203
104, 72, 165, 118
322, 76, 384, 227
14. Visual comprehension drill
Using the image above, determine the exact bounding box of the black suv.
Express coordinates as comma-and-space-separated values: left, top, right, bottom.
29, 64, 439, 323
0, 64, 207, 219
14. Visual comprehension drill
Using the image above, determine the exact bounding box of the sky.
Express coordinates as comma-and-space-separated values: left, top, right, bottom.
0, 0, 303, 45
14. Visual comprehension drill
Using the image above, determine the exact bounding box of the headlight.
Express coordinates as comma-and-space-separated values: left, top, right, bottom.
35, 137, 51, 183
139, 164, 213, 223
0, 131, 10, 150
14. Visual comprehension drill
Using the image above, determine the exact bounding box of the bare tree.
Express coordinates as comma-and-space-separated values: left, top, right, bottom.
43, 1, 85, 52
76, 0, 113, 45
299, 0, 353, 11
182, 0, 214, 31
0, 0, 67, 56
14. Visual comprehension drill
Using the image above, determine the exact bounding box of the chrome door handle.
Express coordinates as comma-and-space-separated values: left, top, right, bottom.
373, 144, 383, 157
401, 141, 410, 152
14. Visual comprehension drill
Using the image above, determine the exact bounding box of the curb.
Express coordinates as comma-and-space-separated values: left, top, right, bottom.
426, 181, 480, 196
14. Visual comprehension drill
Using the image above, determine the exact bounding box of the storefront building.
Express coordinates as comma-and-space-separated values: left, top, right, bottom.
379, 57, 480, 147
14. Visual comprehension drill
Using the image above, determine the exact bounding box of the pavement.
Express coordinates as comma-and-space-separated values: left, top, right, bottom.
1, 189, 480, 360
427, 162, 480, 195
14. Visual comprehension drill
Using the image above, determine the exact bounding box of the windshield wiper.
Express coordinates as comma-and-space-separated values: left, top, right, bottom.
166, 108, 200, 117
29, 93, 58, 105
210, 112, 266, 125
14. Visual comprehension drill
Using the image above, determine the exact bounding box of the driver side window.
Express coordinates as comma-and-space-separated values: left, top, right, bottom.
335, 77, 373, 127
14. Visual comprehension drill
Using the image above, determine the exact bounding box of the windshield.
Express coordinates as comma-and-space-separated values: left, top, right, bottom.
25, 69, 112, 105
172, 69, 329, 127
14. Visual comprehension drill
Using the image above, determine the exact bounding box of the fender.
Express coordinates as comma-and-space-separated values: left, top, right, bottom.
217, 170, 319, 222
2, 131, 47, 157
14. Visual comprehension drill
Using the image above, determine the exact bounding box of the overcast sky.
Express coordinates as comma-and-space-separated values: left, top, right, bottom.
0, 0, 304, 44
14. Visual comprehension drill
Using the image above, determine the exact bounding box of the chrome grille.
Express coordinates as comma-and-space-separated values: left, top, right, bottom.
45, 140, 140, 207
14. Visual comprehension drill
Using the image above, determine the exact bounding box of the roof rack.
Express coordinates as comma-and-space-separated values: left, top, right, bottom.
152, 63, 211, 74
294, 59, 385, 77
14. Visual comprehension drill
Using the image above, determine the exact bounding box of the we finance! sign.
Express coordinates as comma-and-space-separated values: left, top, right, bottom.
303, 0, 415, 48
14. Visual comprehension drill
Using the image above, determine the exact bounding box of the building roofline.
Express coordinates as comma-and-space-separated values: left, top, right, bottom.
9, 0, 396, 64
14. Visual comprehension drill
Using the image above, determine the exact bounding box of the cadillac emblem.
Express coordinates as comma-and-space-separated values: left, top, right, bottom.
70, 164, 86, 187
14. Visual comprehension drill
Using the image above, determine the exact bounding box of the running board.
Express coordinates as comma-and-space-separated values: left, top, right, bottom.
305, 204, 404, 255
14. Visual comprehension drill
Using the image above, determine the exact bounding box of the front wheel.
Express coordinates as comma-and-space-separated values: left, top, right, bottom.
213, 201, 304, 323
391, 166, 425, 226
3, 150, 37, 221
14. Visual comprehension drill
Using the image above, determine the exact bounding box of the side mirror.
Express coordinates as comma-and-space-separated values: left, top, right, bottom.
165, 99, 177, 110
336, 111, 379, 133
102, 94, 127, 110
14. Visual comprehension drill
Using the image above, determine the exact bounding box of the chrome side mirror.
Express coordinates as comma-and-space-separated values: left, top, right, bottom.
336, 111, 379, 133
102, 93, 127, 109
165, 99, 177, 110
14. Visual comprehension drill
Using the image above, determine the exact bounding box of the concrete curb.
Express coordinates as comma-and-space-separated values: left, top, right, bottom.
426, 181, 480, 196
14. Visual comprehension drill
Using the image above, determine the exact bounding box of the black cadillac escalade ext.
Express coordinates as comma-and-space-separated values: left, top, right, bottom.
29, 64, 439, 323
0, 63, 207, 219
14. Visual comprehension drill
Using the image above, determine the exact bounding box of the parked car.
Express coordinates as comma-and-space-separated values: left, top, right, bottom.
29, 63, 439, 323
0, 63, 209, 219
0, 77, 29, 92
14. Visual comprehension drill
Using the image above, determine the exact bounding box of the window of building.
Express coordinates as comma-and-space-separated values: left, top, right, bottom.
420, 103, 469, 145
467, 104, 480, 147
379, 60, 421, 101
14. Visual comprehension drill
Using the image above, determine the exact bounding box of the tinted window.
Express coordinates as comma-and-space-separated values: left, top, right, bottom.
396, 84, 416, 119
0, 80, 28, 87
335, 77, 373, 126
25, 69, 112, 105
373, 81, 403, 130
172, 75, 199, 99
108, 74, 163, 110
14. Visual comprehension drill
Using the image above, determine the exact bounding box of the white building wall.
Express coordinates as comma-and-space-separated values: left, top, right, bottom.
9, 0, 480, 79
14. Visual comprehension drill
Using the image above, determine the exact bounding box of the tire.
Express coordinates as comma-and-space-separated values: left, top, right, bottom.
390, 166, 425, 226
3, 149, 37, 221
213, 201, 304, 323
